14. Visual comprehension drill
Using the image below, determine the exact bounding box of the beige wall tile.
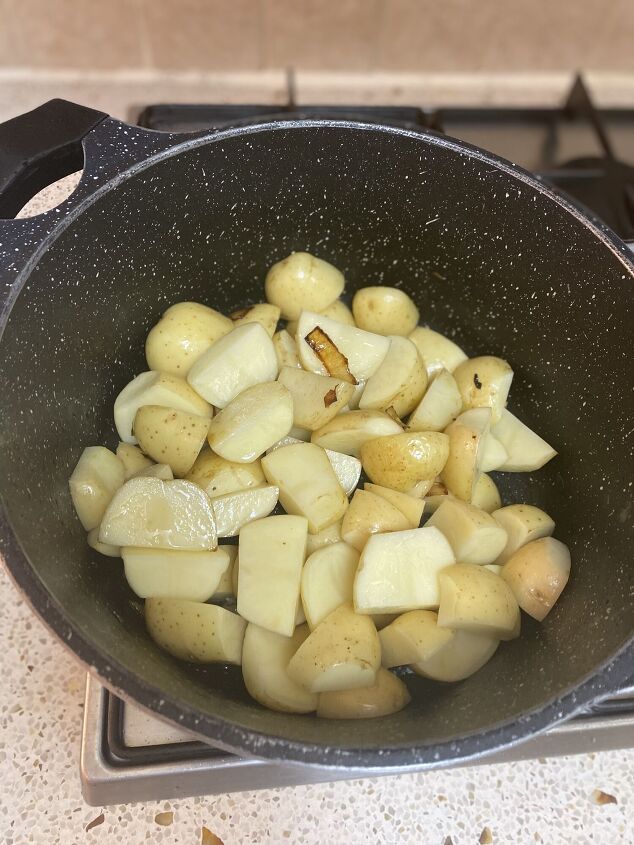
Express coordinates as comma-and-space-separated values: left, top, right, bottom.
142, 0, 260, 70
262, 0, 381, 70
1, 0, 145, 69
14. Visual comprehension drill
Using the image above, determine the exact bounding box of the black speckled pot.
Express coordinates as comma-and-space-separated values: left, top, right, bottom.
0, 101, 632, 770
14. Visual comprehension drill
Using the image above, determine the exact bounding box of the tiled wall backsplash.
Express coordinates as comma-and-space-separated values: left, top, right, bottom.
1, 0, 633, 73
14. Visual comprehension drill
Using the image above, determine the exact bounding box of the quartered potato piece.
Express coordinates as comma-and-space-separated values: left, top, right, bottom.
305, 520, 343, 556
133, 463, 173, 480
359, 335, 428, 417
379, 610, 454, 668
186, 449, 265, 497
187, 322, 278, 409
321, 299, 356, 326
363, 483, 424, 528
427, 498, 508, 566
99, 477, 217, 550
262, 443, 348, 534
273, 329, 301, 369
207, 382, 294, 463
69, 446, 125, 531
422, 479, 452, 514
211, 544, 238, 601
502, 537, 570, 621
242, 623, 318, 713
492, 504, 555, 565
311, 409, 403, 458
287, 603, 381, 693
87, 527, 121, 558
145, 301, 233, 376
471, 473, 502, 513
360, 431, 449, 493
230, 303, 280, 337
491, 409, 557, 472
341, 489, 411, 552
317, 668, 411, 719
123, 546, 230, 601
441, 408, 491, 502
267, 435, 361, 496
237, 515, 307, 636
453, 356, 513, 424
409, 326, 467, 376
211, 485, 279, 537
146, 598, 245, 664
354, 527, 455, 614
133, 405, 209, 477
352, 286, 419, 336
116, 442, 153, 479
114, 370, 212, 445
412, 628, 499, 682
301, 541, 359, 629
278, 366, 354, 430
437, 564, 521, 640
265, 252, 345, 320
479, 433, 508, 473
407, 368, 462, 432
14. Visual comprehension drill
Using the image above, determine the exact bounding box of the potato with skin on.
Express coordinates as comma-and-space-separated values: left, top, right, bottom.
262, 443, 348, 534
273, 329, 301, 369
354, 527, 455, 614
412, 628, 499, 682
114, 371, 212, 445
453, 356, 513, 424
408, 368, 462, 432
265, 252, 345, 320
187, 322, 278, 409
379, 610, 454, 668
311, 409, 403, 458
133, 405, 209, 477
69, 446, 125, 531
317, 668, 411, 719
437, 563, 521, 640
492, 504, 555, 565
360, 431, 449, 493
278, 366, 354, 430
237, 515, 307, 637
427, 498, 508, 566
341, 490, 411, 552
502, 537, 571, 621
352, 287, 419, 336
145, 301, 233, 376
186, 449, 265, 497
321, 299, 356, 326
145, 598, 245, 664
87, 527, 120, 558
242, 623, 317, 714
491, 409, 557, 472
211, 485, 279, 537
441, 408, 491, 502
359, 336, 428, 417
287, 603, 381, 693
363, 483, 425, 528
207, 382, 293, 463
122, 546, 230, 601
305, 520, 343, 556
471, 473, 502, 513
99, 477, 217, 550
301, 542, 359, 629
409, 326, 467, 376
230, 303, 280, 337
116, 442, 153, 479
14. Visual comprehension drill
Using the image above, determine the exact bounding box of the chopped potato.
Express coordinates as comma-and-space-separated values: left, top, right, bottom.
267, 435, 361, 496
352, 286, 419, 336
186, 449, 265, 497
69, 446, 125, 531
502, 537, 570, 620
360, 431, 449, 493
441, 408, 491, 502
87, 527, 121, 558
409, 326, 467, 376
278, 366, 354, 430
230, 303, 280, 337
146, 598, 245, 664
412, 629, 499, 682
453, 356, 513, 424
341, 489, 411, 552
471, 473, 502, 513
301, 542, 359, 629
311, 409, 403, 458
305, 520, 343, 556
123, 546, 230, 601
379, 610, 454, 667
133, 463, 174, 480
211, 544, 238, 601
492, 409, 557, 472
359, 335, 427, 417
116, 442, 153, 479
437, 563, 520, 640
427, 498, 508, 565
273, 329, 301, 369
211, 485, 279, 537
133, 405, 209, 477
492, 504, 555, 565
363, 483, 424, 528
321, 299, 356, 326
317, 668, 411, 719
480, 432, 508, 472
265, 252, 344, 320
408, 368, 462, 432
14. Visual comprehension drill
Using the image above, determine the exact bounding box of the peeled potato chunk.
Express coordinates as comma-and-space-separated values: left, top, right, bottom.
437, 564, 520, 640
441, 408, 491, 502
409, 326, 467, 376
87, 527, 121, 558
408, 368, 462, 432
287, 603, 381, 693
317, 668, 411, 719
305, 520, 343, 556
341, 490, 411, 552
69, 446, 125, 531
99, 477, 217, 550
114, 370, 212, 445
242, 623, 317, 714
321, 299, 356, 326
311, 409, 403, 458
116, 442, 153, 479
211, 485, 279, 537
359, 335, 427, 417
471, 473, 502, 514
265, 252, 344, 320
273, 329, 301, 369
230, 303, 280, 337
301, 542, 359, 629
123, 546, 230, 601
186, 449, 265, 497
187, 322, 278, 409
145, 301, 233, 376
207, 382, 293, 463
354, 527, 455, 614
237, 515, 307, 636
453, 356, 513, 424
363, 483, 425, 528
262, 443, 348, 534
133, 405, 209, 477
211, 544, 238, 601
412, 629, 499, 682
360, 432, 449, 493
491, 409, 558, 472
502, 537, 570, 621
146, 598, 245, 664
267, 436, 361, 496
278, 366, 354, 430
492, 504, 555, 565
379, 610, 454, 667
427, 498, 508, 566
479, 433, 509, 472
352, 286, 419, 336
133, 462, 173, 480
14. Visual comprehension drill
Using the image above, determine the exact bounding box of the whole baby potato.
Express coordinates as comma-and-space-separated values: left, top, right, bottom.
352, 286, 419, 336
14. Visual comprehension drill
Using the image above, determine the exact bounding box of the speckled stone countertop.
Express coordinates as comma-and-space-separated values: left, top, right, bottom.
1, 176, 633, 845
